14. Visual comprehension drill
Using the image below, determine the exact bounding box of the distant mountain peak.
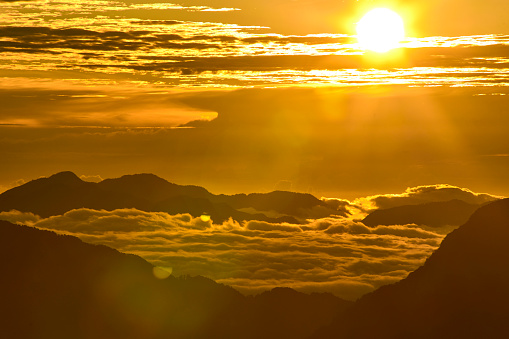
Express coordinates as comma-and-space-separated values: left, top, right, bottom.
100, 173, 172, 187
47, 171, 82, 182
39, 171, 87, 191
44, 171, 83, 183
118, 173, 167, 181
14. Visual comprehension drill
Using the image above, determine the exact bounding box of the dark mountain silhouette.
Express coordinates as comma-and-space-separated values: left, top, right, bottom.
362, 199, 484, 228
0, 171, 148, 217
311, 198, 509, 339
99, 173, 211, 203
0, 220, 350, 339
215, 190, 335, 218
244, 287, 348, 339
0, 171, 339, 223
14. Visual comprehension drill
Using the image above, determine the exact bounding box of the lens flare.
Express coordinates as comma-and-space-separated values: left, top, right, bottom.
153, 266, 173, 280
200, 214, 211, 222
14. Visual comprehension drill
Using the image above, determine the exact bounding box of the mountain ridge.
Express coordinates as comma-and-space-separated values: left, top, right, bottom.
0, 171, 339, 223
362, 198, 485, 228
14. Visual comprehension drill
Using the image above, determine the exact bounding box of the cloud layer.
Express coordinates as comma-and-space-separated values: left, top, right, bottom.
1, 207, 446, 300
2, 181, 501, 299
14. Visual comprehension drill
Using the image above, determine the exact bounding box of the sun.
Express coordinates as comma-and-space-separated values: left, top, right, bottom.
356, 8, 405, 53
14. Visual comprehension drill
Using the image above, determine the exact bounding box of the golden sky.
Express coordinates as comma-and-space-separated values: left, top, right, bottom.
1, 0, 508, 299
1, 0, 508, 198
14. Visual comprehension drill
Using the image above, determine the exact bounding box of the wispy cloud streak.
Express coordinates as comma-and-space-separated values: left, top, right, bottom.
0, 0, 507, 88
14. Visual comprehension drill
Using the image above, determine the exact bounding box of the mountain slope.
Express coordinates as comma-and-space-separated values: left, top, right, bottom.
0, 219, 244, 339
0, 220, 350, 339
362, 199, 483, 228
311, 198, 509, 339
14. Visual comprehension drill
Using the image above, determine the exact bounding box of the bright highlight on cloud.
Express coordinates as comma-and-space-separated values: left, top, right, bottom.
353, 184, 502, 212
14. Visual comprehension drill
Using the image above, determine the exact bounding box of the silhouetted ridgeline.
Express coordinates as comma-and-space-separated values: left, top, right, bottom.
0, 171, 343, 223
311, 198, 509, 339
362, 199, 483, 228
0, 221, 350, 339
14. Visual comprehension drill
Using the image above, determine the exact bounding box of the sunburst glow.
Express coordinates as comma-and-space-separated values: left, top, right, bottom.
356, 8, 405, 53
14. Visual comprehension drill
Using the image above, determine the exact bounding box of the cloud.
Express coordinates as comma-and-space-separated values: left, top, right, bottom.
0, 86, 218, 127
371, 225, 441, 239
0, 26, 223, 54
0, 7, 507, 88
311, 218, 440, 239
354, 184, 503, 212
87, 44, 509, 75
1, 207, 447, 300
79, 174, 103, 182
32, 208, 211, 234
245, 220, 303, 233
0, 210, 40, 224
321, 198, 360, 217
240, 35, 353, 45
